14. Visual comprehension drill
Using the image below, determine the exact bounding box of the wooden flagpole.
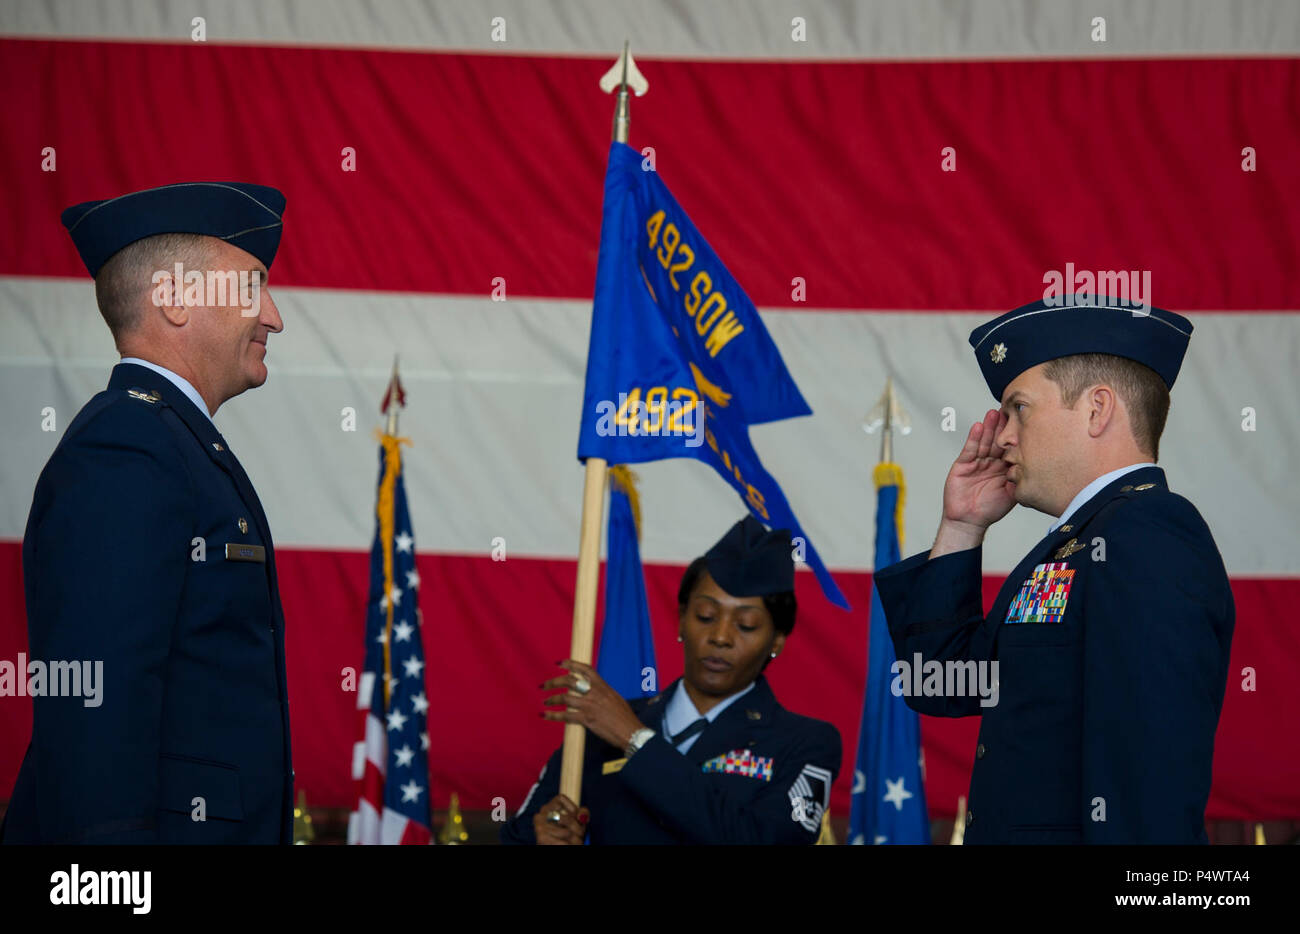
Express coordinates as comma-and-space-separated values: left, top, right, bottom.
559, 42, 648, 804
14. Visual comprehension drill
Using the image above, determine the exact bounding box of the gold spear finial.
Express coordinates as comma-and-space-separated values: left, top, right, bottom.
293, 789, 315, 845
438, 792, 470, 845
863, 377, 912, 464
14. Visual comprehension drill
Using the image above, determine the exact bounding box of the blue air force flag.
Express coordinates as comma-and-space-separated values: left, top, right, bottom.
848, 464, 929, 844
577, 141, 847, 609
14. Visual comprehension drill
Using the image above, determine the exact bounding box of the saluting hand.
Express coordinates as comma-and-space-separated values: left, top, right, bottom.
933, 409, 1017, 557
541, 660, 645, 752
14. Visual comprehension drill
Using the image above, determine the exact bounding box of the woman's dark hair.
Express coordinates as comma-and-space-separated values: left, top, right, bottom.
676, 556, 797, 637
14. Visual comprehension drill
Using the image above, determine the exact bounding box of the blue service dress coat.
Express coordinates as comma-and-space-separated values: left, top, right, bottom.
1, 362, 293, 844
500, 675, 841, 844
874, 466, 1234, 844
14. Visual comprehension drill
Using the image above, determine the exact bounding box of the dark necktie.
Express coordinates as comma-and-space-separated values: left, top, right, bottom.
670, 717, 708, 747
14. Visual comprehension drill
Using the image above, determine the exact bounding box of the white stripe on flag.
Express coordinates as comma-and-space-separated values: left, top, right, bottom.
380, 807, 409, 846
364, 713, 387, 776
350, 798, 380, 846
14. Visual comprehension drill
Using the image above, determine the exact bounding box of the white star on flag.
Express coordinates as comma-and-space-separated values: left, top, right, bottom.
375, 629, 387, 644
411, 692, 428, 714
406, 569, 420, 589
394, 745, 414, 767
395, 531, 414, 553
388, 585, 402, 607
393, 620, 414, 642
402, 656, 424, 678
399, 780, 423, 803
386, 708, 408, 732
883, 777, 913, 811
419, 731, 429, 751
386, 674, 399, 698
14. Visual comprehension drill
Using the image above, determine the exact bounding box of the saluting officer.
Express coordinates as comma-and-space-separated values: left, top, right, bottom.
501, 517, 842, 845
1, 182, 294, 844
874, 296, 1234, 844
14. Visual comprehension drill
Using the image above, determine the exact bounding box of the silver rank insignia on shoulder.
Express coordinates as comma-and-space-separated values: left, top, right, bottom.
126, 388, 162, 403
1054, 537, 1085, 559
1134, 483, 1156, 491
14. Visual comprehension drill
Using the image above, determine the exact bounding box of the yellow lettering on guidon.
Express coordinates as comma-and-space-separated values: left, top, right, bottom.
644, 210, 745, 359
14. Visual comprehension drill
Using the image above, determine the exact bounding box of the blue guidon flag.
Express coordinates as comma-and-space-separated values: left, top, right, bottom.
595, 466, 658, 699
848, 463, 929, 844
578, 142, 847, 609
348, 430, 433, 845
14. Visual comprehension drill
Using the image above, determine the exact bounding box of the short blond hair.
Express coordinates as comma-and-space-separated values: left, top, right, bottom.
1042, 353, 1170, 460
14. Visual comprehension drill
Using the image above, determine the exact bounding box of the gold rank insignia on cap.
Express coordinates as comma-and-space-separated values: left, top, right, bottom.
990, 343, 1008, 364
126, 388, 161, 403
1134, 483, 1156, 491
237, 517, 249, 534
212, 442, 224, 452
1054, 537, 1085, 559
746, 710, 762, 720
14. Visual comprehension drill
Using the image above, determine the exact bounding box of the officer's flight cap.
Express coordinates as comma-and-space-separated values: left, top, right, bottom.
62, 182, 286, 278
704, 516, 795, 597
968, 296, 1193, 401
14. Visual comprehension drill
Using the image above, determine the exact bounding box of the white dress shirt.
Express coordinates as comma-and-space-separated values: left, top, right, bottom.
1048, 462, 1157, 533
119, 357, 214, 425
662, 679, 756, 754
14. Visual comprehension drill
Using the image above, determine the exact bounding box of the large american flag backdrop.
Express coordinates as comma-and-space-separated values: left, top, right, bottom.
1, 0, 1296, 823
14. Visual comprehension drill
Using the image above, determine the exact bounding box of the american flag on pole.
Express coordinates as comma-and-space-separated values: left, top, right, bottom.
347, 431, 433, 845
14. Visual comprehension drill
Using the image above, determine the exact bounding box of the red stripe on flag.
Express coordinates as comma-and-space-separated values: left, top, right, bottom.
1, 541, 1295, 822
2, 38, 1296, 310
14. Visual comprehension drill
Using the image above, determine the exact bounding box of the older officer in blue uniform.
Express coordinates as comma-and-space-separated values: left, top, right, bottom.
501, 517, 841, 844
875, 296, 1234, 844
1, 182, 294, 844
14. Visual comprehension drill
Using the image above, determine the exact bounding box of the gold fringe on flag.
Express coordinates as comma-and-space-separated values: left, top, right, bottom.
608, 465, 642, 541
872, 462, 906, 551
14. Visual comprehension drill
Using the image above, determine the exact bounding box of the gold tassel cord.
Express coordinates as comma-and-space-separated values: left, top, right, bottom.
375, 429, 412, 709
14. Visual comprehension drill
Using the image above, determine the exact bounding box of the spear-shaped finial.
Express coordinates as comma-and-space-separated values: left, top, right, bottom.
380, 355, 406, 436
599, 40, 648, 144
863, 377, 912, 464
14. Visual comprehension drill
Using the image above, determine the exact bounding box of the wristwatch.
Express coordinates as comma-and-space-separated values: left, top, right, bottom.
625, 727, 655, 758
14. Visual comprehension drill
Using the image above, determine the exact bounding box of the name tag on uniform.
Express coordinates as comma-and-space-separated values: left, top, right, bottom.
225, 543, 266, 563
1004, 561, 1074, 624
702, 749, 773, 781
602, 758, 627, 775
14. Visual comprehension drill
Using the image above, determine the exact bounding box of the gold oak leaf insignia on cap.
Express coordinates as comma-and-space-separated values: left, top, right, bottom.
990, 343, 1008, 364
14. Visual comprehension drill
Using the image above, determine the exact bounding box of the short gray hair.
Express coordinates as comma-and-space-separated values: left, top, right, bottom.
93, 233, 213, 341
